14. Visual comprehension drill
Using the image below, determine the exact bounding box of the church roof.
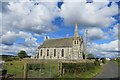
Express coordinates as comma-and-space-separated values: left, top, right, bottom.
39, 37, 82, 48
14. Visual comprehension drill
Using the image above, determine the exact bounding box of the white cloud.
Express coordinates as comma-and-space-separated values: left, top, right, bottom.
88, 40, 119, 58
63, 0, 86, 2
108, 23, 119, 40
1, 31, 38, 46
1, 1, 119, 58
93, 0, 109, 2
1, 31, 39, 55
113, 23, 119, 39
62, 0, 110, 2
87, 28, 108, 40
1, 2, 59, 35
101, 40, 118, 51
1, 43, 38, 56
59, 2, 118, 28
1, 1, 59, 55
1, 31, 19, 45
79, 27, 108, 41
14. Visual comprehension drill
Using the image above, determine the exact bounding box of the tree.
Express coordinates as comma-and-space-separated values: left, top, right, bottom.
101, 58, 106, 64
18, 50, 28, 59
87, 54, 94, 60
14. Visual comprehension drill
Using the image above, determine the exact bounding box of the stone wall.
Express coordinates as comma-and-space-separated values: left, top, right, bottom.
36, 38, 84, 60
38, 47, 72, 60
72, 37, 83, 60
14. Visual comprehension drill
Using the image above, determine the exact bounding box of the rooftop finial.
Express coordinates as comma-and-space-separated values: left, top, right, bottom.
44, 35, 49, 40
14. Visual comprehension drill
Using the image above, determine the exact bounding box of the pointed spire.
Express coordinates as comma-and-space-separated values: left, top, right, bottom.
74, 23, 79, 37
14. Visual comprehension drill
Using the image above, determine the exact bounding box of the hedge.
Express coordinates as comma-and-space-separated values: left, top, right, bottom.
62, 62, 100, 74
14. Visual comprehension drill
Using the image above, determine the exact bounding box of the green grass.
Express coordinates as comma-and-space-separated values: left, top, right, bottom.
3, 59, 102, 78
27, 63, 59, 78
112, 60, 120, 66
3, 60, 60, 78
79, 66, 102, 78
61, 66, 101, 78
3, 60, 25, 78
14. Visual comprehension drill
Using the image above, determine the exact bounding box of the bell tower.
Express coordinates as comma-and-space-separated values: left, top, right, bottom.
72, 23, 83, 60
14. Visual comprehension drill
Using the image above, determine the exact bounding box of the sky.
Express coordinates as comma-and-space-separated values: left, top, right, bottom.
0, 0, 120, 58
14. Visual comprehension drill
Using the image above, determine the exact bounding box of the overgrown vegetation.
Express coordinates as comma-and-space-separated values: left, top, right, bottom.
2, 50, 29, 61
63, 63, 94, 73
94, 59, 100, 66
3, 61, 25, 78
3, 59, 102, 78
2, 55, 19, 61
62, 61, 101, 78
87, 54, 95, 60
27, 63, 59, 78
112, 58, 120, 66
101, 58, 107, 64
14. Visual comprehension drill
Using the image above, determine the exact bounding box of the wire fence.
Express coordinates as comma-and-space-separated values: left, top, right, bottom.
24, 60, 97, 78
26, 62, 60, 78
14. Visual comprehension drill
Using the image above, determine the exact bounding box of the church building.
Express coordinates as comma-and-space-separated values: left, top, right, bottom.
35, 24, 84, 60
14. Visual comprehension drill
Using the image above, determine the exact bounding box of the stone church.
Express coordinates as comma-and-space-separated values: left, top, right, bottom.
35, 24, 84, 60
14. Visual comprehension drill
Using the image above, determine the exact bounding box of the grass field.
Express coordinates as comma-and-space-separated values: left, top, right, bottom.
62, 66, 101, 78
3, 59, 102, 78
112, 59, 120, 66
27, 62, 59, 78
3, 60, 25, 78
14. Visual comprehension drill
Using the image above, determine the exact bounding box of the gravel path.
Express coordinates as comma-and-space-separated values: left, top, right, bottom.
94, 61, 119, 78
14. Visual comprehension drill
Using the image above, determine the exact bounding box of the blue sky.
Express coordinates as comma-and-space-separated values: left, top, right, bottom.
0, 0, 120, 58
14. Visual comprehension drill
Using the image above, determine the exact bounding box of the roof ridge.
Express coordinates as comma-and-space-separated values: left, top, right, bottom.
39, 36, 82, 48
46, 37, 74, 40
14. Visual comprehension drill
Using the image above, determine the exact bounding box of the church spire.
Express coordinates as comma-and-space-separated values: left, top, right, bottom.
74, 23, 79, 37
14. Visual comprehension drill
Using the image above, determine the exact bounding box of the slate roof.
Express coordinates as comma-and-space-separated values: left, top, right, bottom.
38, 37, 82, 48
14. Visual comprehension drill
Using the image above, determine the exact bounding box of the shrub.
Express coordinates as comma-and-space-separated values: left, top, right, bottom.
10, 63, 13, 65
27, 63, 43, 71
102, 59, 106, 64
94, 59, 100, 66
4, 57, 13, 61
87, 54, 95, 60
13, 57, 19, 60
62, 62, 96, 74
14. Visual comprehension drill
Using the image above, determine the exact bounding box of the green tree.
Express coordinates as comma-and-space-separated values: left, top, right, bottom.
18, 50, 28, 59
87, 54, 94, 60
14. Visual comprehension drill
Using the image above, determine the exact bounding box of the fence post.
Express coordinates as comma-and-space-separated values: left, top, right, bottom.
50, 64, 52, 78
58, 63, 59, 77
59, 62, 62, 77
24, 63, 27, 80
63, 68, 64, 75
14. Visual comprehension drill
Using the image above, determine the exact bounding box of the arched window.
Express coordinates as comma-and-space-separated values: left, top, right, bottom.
77, 40, 78, 44
40, 49, 42, 56
54, 49, 56, 57
47, 49, 49, 56
61, 49, 64, 57
74, 40, 76, 44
